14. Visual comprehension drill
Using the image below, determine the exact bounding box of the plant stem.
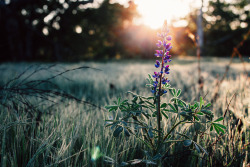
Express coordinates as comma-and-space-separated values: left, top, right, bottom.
157, 51, 165, 149
163, 121, 184, 142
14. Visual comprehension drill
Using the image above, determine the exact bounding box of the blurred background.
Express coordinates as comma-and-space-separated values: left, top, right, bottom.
0, 0, 249, 62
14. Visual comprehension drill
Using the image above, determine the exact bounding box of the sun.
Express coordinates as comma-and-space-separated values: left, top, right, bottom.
134, 0, 199, 29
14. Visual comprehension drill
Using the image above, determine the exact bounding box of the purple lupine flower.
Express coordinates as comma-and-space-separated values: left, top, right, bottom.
166, 46, 173, 51
162, 77, 169, 84
163, 90, 167, 94
166, 36, 172, 41
155, 60, 160, 68
153, 81, 158, 87
155, 50, 163, 57
151, 21, 173, 94
163, 56, 171, 63
162, 78, 167, 84
164, 65, 170, 74
152, 72, 159, 78
166, 55, 171, 59
162, 77, 170, 84
156, 40, 162, 48
164, 43, 171, 50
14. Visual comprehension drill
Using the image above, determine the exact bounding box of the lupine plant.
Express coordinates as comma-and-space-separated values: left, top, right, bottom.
105, 21, 226, 166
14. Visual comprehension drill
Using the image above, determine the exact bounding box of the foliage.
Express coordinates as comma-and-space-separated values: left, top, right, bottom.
104, 22, 228, 166
0, 0, 140, 61
204, 0, 250, 56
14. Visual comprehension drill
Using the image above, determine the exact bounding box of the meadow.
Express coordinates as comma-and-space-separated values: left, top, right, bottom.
0, 57, 249, 166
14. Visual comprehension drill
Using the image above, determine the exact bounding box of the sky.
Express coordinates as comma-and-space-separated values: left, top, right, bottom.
133, 0, 202, 29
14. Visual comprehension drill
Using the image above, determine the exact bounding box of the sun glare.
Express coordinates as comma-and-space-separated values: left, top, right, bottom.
134, 0, 199, 29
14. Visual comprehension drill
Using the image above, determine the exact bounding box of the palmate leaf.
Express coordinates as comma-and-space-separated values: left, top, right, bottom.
214, 123, 226, 129
170, 88, 176, 96
168, 103, 178, 113
105, 105, 118, 112
201, 109, 212, 115
213, 123, 225, 134
177, 99, 186, 107
213, 125, 220, 134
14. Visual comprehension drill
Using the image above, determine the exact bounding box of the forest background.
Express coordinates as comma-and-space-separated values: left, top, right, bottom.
0, 0, 250, 62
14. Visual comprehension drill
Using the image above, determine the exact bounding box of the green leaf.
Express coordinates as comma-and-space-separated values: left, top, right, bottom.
105, 105, 118, 112
142, 112, 150, 119
205, 103, 212, 108
183, 140, 192, 147
180, 111, 187, 116
145, 101, 155, 107
152, 111, 157, 117
196, 112, 204, 115
193, 103, 199, 109
201, 109, 212, 115
173, 89, 176, 95
113, 126, 123, 137
124, 128, 130, 137
152, 153, 162, 161
213, 124, 222, 134
200, 96, 204, 106
194, 115, 200, 121
214, 123, 227, 129
168, 103, 177, 112
148, 128, 154, 138
177, 99, 186, 107
170, 89, 175, 96
214, 117, 224, 122
166, 134, 172, 139
132, 96, 138, 103
210, 125, 214, 131
161, 110, 169, 119
161, 103, 167, 108
194, 143, 201, 153
174, 104, 179, 112
197, 143, 208, 155
141, 105, 149, 109
148, 74, 153, 82
177, 89, 181, 97
137, 137, 153, 150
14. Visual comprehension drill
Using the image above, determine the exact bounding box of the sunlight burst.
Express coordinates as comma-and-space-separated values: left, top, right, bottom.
134, 0, 199, 29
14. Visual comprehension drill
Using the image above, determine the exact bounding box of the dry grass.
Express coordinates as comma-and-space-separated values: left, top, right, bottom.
0, 57, 249, 166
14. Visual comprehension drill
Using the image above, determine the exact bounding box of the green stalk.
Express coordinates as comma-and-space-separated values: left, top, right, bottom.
156, 47, 165, 149
163, 121, 184, 142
